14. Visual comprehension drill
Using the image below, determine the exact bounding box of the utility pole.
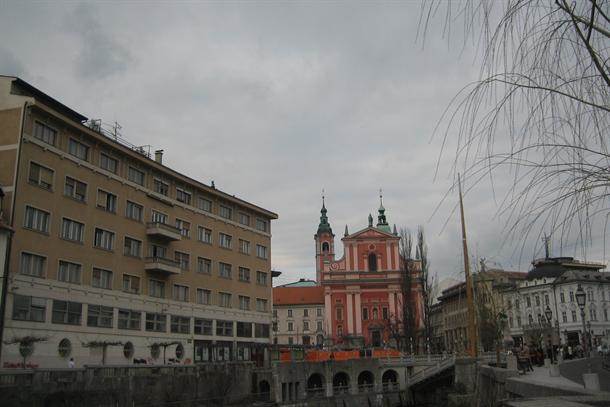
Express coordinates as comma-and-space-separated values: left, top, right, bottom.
458, 174, 477, 357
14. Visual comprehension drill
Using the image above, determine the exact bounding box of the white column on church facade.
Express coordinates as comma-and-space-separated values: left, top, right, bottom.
325, 292, 332, 337
389, 291, 396, 318
346, 293, 354, 334
386, 243, 391, 270
355, 292, 362, 334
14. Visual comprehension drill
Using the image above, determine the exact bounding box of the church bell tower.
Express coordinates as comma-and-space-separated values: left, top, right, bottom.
314, 195, 335, 284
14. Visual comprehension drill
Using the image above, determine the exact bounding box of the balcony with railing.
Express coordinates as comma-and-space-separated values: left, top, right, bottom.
146, 222, 181, 241
145, 256, 181, 275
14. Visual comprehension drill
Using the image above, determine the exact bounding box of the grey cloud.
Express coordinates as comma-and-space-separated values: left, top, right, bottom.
0, 47, 26, 77
64, 4, 132, 80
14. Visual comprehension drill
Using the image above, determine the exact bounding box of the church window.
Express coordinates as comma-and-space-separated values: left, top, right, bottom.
368, 253, 377, 271
322, 242, 329, 253
336, 307, 343, 321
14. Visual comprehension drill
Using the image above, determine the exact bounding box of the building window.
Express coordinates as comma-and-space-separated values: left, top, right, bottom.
219, 262, 232, 279
197, 226, 212, 244
569, 291, 574, 302
58, 261, 81, 284
219, 205, 232, 220
255, 323, 270, 338
256, 298, 268, 312
572, 310, 577, 322
317, 308, 322, 317
150, 244, 167, 258
20, 252, 45, 277
368, 253, 377, 271
303, 321, 309, 331
238, 295, 250, 310
239, 213, 250, 226
288, 309, 293, 318
304, 309, 309, 317
92, 268, 113, 289
28, 162, 54, 190
535, 295, 540, 306
604, 309, 608, 321
176, 188, 192, 205
175, 219, 190, 238
153, 179, 169, 196
272, 322, 278, 332
196, 288, 211, 305
172, 284, 189, 302
273, 309, 278, 318
219, 292, 232, 308
288, 337, 294, 345
216, 320, 233, 336
123, 342, 134, 359
219, 233, 232, 249
87, 305, 113, 328
255, 218, 268, 232
197, 257, 212, 274
526, 296, 531, 307
362, 307, 369, 320
61, 218, 84, 242
58, 338, 72, 358
544, 294, 549, 305
198, 197, 212, 212
288, 322, 294, 331
33, 121, 57, 145
516, 315, 522, 327
175, 251, 190, 270
52, 300, 82, 325
237, 322, 252, 337
123, 237, 142, 257
317, 321, 323, 331
587, 289, 594, 302
515, 299, 520, 309
336, 307, 343, 321
125, 201, 143, 222
68, 139, 89, 160
171, 315, 190, 333
590, 308, 597, 321
322, 242, 330, 252
151, 210, 167, 224
118, 309, 141, 330
12, 294, 46, 322
145, 313, 166, 332
256, 245, 268, 259
239, 239, 250, 254
96, 190, 117, 213
560, 292, 565, 303
93, 228, 115, 250
128, 166, 145, 186
562, 311, 567, 323
194, 318, 213, 335
100, 153, 118, 173
24, 205, 50, 233
238, 267, 250, 282
256, 271, 268, 286
64, 177, 87, 202
149, 279, 165, 298
122, 274, 140, 294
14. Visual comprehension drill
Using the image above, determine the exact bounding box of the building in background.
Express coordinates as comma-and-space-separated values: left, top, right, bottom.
272, 285, 325, 345
503, 256, 609, 350
0, 76, 277, 368
314, 197, 424, 347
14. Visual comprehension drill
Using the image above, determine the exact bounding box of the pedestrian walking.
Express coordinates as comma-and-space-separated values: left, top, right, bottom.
68, 358, 75, 368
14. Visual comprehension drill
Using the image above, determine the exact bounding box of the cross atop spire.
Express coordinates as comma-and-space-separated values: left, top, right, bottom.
379, 188, 384, 210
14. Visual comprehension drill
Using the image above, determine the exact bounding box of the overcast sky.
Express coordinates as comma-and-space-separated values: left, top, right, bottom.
1, 1, 606, 286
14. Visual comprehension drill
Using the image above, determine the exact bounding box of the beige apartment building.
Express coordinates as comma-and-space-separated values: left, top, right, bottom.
0, 76, 277, 368
272, 283, 326, 346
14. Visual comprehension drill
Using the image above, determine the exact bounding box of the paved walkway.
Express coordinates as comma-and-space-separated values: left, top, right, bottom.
510, 365, 585, 391
559, 356, 610, 392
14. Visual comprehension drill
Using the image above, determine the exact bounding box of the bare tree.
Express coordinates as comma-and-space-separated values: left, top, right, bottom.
4, 335, 47, 369
82, 340, 124, 365
399, 227, 416, 352
422, 1, 610, 258
416, 226, 437, 354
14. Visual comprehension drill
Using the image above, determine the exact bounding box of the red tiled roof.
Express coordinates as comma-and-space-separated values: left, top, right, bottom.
273, 286, 324, 306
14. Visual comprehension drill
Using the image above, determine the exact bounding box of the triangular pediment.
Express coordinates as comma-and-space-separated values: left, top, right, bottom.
343, 226, 399, 240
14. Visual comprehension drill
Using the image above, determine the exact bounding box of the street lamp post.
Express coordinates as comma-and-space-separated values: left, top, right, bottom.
544, 305, 555, 363
575, 284, 591, 373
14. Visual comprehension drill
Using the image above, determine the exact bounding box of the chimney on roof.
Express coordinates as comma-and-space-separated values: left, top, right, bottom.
154, 150, 164, 164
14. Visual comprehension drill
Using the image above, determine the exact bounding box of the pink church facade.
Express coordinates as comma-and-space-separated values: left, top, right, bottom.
314, 198, 424, 347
